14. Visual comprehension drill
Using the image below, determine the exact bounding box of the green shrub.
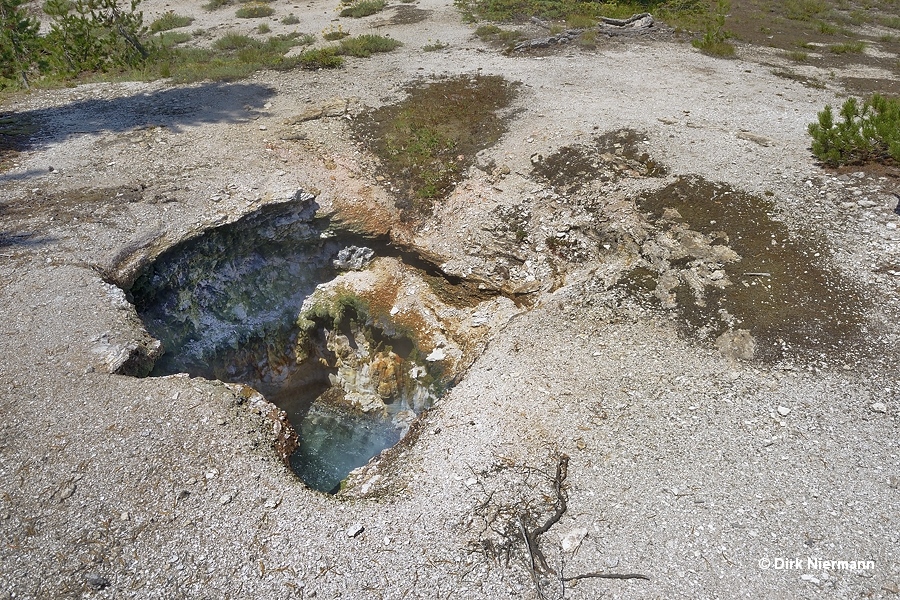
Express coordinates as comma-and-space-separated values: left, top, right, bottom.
203, 0, 231, 10
808, 94, 900, 166
256, 22, 271, 33
281, 13, 300, 24
42, 0, 150, 77
339, 0, 384, 18
692, 0, 734, 57
0, 0, 41, 87
235, 2, 274, 18
338, 33, 401, 57
149, 11, 193, 32
298, 47, 343, 69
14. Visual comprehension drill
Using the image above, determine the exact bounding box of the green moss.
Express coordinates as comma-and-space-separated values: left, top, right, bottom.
353, 75, 517, 214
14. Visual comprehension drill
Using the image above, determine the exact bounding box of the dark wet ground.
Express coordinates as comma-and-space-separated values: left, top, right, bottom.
621, 175, 870, 365
533, 129, 667, 196
353, 75, 517, 216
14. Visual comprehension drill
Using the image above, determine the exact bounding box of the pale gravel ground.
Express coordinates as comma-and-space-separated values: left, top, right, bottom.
1, 0, 899, 598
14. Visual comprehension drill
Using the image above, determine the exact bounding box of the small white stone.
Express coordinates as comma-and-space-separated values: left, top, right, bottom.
870, 402, 887, 414
426, 348, 446, 362
219, 494, 232, 505
777, 406, 791, 416
464, 477, 477, 487
561, 528, 588, 552
259, 125, 268, 131
800, 574, 820, 584
347, 523, 364, 538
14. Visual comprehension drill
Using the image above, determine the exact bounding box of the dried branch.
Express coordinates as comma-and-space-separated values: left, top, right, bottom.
563, 572, 651, 582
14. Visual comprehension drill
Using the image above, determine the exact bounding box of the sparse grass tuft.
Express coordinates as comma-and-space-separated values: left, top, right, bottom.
878, 15, 900, 30
830, 41, 865, 54
475, 23, 522, 47
784, 0, 827, 21
577, 29, 597, 47
338, 34, 402, 57
282, 13, 300, 24
475, 24, 501, 38
323, 25, 349, 40
157, 31, 192, 47
423, 39, 448, 51
149, 11, 194, 33
256, 23, 271, 33
693, 38, 735, 56
565, 14, 594, 28
339, 0, 385, 17
235, 3, 275, 18
817, 21, 838, 34
155, 32, 313, 83
203, 0, 232, 10
788, 50, 809, 62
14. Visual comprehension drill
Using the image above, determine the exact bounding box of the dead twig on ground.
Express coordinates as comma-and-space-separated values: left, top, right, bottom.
562, 572, 651, 582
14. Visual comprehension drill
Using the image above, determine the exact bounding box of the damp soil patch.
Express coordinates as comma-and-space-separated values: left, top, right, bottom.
532, 129, 667, 197
374, 5, 430, 26
620, 176, 870, 365
353, 74, 518, 217
128, 194, 475, 492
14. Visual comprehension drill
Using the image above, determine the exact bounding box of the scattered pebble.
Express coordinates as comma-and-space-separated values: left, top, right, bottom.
561, 528, 588, 552
347, 523, 364, 538
85, 574, 110, 590
219, 494, 232, 505
777, 406, 791, 417
870, 402, 887, 414
58, 484, 76, 502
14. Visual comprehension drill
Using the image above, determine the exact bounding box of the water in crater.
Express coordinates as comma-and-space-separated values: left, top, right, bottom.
129, 193, 443, 493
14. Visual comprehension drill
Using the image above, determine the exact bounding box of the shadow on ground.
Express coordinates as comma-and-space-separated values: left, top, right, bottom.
0, 81, 275, 180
